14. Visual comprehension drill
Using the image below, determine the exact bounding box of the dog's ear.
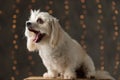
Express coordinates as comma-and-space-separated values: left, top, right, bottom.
50, 18, 61, 48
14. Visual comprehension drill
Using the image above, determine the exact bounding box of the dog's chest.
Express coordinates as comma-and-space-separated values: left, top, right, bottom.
38, 44, 68, 69
38, 44, 64, 60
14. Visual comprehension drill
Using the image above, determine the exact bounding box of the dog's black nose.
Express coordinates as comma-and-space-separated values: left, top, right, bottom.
26, 22, 32, 27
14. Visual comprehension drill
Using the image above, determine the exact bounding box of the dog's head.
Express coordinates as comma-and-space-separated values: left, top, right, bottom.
25, 9, 61, 48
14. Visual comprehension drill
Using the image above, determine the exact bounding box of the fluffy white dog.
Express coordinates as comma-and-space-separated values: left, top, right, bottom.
25, 10, 115, 80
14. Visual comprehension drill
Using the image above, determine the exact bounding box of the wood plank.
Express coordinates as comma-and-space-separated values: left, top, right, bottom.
24, 76, 88, 80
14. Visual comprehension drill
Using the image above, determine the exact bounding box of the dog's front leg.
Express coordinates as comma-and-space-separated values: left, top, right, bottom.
64, 68, 76, 79
43, 69, 58, 78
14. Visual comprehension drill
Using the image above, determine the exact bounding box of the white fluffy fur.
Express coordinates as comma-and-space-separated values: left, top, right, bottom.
25, 10, 115, 80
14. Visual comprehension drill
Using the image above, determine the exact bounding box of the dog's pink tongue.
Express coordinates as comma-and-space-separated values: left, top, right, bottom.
33, 32, 40, 43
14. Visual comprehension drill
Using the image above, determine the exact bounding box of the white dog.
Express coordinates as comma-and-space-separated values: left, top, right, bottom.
25, 9, 115, 80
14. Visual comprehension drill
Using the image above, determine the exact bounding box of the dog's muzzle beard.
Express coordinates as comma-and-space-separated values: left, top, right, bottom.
26, 22, 46, 43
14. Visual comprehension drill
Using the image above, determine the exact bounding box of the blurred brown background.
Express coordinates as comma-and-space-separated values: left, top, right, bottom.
0, 0, 120, 80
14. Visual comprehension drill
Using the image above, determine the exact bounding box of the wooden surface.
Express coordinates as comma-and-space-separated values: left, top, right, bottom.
24, 76, 111, 80
24, 76, 89, 80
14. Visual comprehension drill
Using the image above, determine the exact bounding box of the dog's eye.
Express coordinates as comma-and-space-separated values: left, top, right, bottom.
37, 18, 44, 24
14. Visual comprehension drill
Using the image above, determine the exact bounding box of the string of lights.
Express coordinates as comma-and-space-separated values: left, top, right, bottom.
10, 0, 21, 80
111, 1, 120, 76
64, 0, 70, 30
79, 0, 87, 49
95, 0, 105, 70
45, 0, 53, 14
112, 1, 119, 41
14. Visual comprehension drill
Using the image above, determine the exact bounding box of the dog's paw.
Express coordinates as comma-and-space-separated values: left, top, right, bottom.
86, 72, 95, 79
43, 72, 56, 78
64, 71, 76, 79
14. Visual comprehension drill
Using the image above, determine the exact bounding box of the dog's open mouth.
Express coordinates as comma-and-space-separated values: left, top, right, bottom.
28, 28, 46, 43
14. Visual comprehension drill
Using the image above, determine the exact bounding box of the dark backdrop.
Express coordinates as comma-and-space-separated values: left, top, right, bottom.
0, 0, 120, 80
